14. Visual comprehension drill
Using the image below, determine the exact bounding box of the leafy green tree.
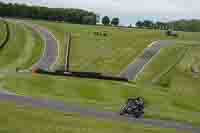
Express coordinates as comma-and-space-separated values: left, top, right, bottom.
143, 20, 154, 28
166, 19, 200, 32
136, 21, 143, 27
102, 16, 110, 25
111, 17, 119, 26
156, 22, 168, 30
82, 16, 96, 25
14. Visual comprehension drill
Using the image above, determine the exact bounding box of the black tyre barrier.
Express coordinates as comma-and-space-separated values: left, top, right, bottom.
0, 20, 10, 49
34, 69, 128, 82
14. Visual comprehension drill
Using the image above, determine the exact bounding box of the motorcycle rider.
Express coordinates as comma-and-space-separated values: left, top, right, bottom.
120, 97, 144, 118
135, 97, 144, 111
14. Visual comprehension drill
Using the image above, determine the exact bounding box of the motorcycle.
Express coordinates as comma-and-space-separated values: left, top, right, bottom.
120, 97, 144, 118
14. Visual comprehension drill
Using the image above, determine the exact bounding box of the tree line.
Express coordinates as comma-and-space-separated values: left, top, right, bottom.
101, 16, 120, 26
167, 19, 200, 32
1, 2, 199, 31
135, 19, 200, 32
0, 2, 97, 25
135, 20, 169, 30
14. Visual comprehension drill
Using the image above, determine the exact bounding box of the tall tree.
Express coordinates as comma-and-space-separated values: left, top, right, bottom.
143, 20, 154, 28
111, 17, 119, 26
102, 16, 110, 25
136, 21, 143, 27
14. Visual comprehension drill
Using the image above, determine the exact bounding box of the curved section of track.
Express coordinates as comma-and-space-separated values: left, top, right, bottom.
0, 92, 199, 132
119, 40, 176, 80
30, 24, 58, 70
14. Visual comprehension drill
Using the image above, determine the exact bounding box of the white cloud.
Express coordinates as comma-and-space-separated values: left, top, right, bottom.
3, 0, 200, 23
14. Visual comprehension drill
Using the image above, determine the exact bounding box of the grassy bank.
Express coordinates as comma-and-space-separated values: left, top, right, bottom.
26, 20, 200, 75
1, 19, 200, 127
1, 73, 200, 125
0, 20, 8, 47
0, 101, 189, 133
136, 43, 189, 83
0, 21, 43, 70
27, 20, 176, 75
136, 42, 200, 88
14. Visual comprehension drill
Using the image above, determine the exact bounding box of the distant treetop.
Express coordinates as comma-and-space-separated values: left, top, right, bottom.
102, 16, 110, 25
0, 2, 97, 25
111, 17, 120, 26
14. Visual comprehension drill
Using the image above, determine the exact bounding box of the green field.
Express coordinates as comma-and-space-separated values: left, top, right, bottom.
0, 20, 8, 47
0, 101, 187, 133
27, 20, 178, 75
136, 43, 189, 83
26, 20, 200, 75
164, 46, 200, 89
134, 42, 200, 124
1, 73, 200, 125
0, 21, 43, 70
1, 19, 200, 129
136, 42, 200, 87
136, 42, 200, 91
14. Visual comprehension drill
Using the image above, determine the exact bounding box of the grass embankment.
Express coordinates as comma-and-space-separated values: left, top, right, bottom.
137, 41, 200, 92
165, 46, 200, 89
136, 44, 189, 83
28, 20, 176, 75
0, 101, 187, 133
1, 73, 200, 125
26, 20, 200, 74
2, 20, 200, 126
0, 20, 6, 41
0, 20, 8, 48
135, 42, 200, 123
0, 21, 43, 70
136, 42, 200, 87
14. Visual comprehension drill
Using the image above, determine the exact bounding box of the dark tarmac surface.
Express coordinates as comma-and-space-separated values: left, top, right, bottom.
31, 25, 58, 70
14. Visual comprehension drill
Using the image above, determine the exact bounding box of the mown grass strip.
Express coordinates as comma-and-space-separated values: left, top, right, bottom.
136, 44, 190, 83
0, 20, 10, 49
0, 21, 43, 70
152, 47, 188, 83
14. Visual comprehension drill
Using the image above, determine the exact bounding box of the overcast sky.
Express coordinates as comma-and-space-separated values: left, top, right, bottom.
3, 0, 200, 25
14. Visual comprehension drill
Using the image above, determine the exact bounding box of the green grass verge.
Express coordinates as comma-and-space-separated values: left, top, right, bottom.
157, 45, 200, 94
0, 101, 187, 133
136, 42, 200, 88
27, 20, 177, 75
0, 20, 8, 47
0, 21, 43, 70
134, 42, 200, 124
1, 73, 200, 126
136, 43, 189, 83
2, 19, 200, 126
25, 20, 200, 75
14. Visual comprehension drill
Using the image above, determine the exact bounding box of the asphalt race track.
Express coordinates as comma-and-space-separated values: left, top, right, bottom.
31, 24, 58, 70
0, 91, 199, 133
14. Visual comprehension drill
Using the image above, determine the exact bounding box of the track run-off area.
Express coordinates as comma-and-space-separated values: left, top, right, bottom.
0, 91, 199, 133
0, 19, 200, 132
